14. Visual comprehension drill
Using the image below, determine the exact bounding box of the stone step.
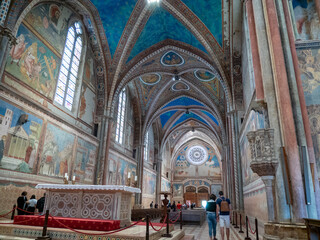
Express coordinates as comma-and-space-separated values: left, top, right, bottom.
180, 234, 195, 240
0, 235, 34, 240
158, 229, 185, 240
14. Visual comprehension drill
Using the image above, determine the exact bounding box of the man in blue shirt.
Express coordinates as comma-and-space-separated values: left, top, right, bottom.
216, 191, 232, 240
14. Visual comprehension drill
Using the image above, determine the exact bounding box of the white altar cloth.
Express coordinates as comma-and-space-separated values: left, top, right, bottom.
35, 184, 141, 226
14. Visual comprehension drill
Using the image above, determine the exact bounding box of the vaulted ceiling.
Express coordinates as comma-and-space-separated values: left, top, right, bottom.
89, 0, 238, 163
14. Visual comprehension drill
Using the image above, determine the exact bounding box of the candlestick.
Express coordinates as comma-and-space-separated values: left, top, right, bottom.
128, 172, 131, 178
134, 176, 137, 181
72, 176, 75, 181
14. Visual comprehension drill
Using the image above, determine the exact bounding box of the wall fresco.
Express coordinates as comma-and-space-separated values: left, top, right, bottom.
39, 123, 75, 177
172, 183, 183, 197
82, 48, 96, 90
0, 99, 43, 173
293, 0, 320, 40
108, 153, 137, 185
24, 3, 73, 54
5, 24, 60, 99
161, 177, 171, 192
73, 137, 97, 184
240, 110, 265, 186
297, 46, 320, 177
211, 184, 222, 196
78, 83, 95, 126
143, 170, 156, 196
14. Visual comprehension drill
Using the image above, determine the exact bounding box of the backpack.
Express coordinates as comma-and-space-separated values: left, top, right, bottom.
220, 198, 229, 212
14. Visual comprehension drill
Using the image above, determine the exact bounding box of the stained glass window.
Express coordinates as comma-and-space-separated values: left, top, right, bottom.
54, 22, 83, 111
115, 88, 126, 144
144, 131, 149, 161
0, 0, 11, 26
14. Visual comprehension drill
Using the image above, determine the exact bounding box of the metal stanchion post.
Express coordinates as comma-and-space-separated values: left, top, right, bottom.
161, 209, 172, 237
239, 214, 244, 233
11, 205, 16, 220
36, 210, 51, 240
180, 209, 182, 230
235, 212, 239, 228
146, 214, 150, 240
255, 218, 259, 240
244, 216, 251, 240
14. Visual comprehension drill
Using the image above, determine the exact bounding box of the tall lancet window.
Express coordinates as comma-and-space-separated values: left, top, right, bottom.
0, 0, 11, 26
54, 22, 83, 111
115, 88, 126, 144
144, 131, 149, 161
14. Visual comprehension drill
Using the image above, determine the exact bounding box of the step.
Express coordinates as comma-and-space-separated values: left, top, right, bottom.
180, 234, 195, 240
0, 235, 34, 240
158, 229, 185, 240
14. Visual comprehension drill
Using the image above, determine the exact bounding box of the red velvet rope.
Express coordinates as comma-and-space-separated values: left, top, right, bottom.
149, 215, 167, 232
169, 211, 181, 223
247, 218, 256, 234
49, 215, 143, 235
16, 207, 41, 215
0, 207, 17, 218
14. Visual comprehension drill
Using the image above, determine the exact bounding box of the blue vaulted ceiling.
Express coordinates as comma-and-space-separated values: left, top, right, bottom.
128, 7, 207, 61
160, 110, 178, 127
181, 0, 222, 46
90, 0, 137, 57
201, 110, 219, 126
162, 97, 204, 109
171, 112, 208, 129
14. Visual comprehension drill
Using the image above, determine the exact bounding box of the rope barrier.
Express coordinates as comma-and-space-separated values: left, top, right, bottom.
169, 211, 181, 224
49, 215, 143, 236
149, 215, 167, 232
247, 218, 256, 235
16, 207, 41, 215
0, 207, 17, 218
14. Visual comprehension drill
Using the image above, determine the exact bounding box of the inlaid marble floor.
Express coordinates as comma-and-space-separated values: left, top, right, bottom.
182, 222, 241, 240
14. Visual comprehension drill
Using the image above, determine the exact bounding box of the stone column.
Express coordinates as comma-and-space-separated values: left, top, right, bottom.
155, 158, 162, 205
281, 0, 320, 218
102, 117, 114, 185
135, 144, 144, 205
252, 0, 290, 222
262, 0, 307, 222
247, 129, 278, 222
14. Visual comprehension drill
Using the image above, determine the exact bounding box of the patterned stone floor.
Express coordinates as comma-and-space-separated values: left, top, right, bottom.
182, 222, 241, 240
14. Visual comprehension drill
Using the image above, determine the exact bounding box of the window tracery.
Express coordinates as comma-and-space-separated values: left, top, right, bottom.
115, 88, 126, 144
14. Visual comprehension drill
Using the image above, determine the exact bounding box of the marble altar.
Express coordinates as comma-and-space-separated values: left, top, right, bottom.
35, 184, 141, 226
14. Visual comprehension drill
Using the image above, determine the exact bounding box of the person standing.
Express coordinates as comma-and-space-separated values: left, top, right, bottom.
150, 201, 153, 208
206, 194, 218, 240
17, 191, 28, 215
26, 195, 37, 215
216, 191, 231, 240
37, 193, 46, 214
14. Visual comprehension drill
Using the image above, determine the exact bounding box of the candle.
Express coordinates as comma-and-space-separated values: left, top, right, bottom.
134, 176, 137, 181
128, 172, 131, 178
72, 176, 75, 181
65, 173, 68, 178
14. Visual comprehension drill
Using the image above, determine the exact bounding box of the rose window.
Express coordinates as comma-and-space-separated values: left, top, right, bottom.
186, 146, 208, 165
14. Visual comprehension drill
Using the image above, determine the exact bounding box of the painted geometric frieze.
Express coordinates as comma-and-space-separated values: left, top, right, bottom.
161, 51, 185, 66
49, 192, 80, 218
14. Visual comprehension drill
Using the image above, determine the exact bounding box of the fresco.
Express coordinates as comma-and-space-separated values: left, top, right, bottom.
240, 110, 265, 186
90, 0, 136, 57
83, 49, 96, 90
73, 138, 97, 184
160, 110, 178, 128
171, 82, 190, 91
39, 123, 75, 177
108, 154, 137, 185
161, 51, 185, 66
194, 70, 215, 81
5, 24, 60, 99
297, 46, 320, 176
140, 73, 161, 85
211, 184, 222, 196
181, 0, 222, 46
201, 110, 219, 126
0, 99, 43, 173
143, 170, 156, 195
174, 144, 220, 178
171, 112, 209, 129
172, 183, 183, 197
162, 97, 204, 109
78, 83, 96, 126
161, 177, 171, 192
23, 3, 73, 54
293, 0, 320, 40
128, 7, 207, 61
